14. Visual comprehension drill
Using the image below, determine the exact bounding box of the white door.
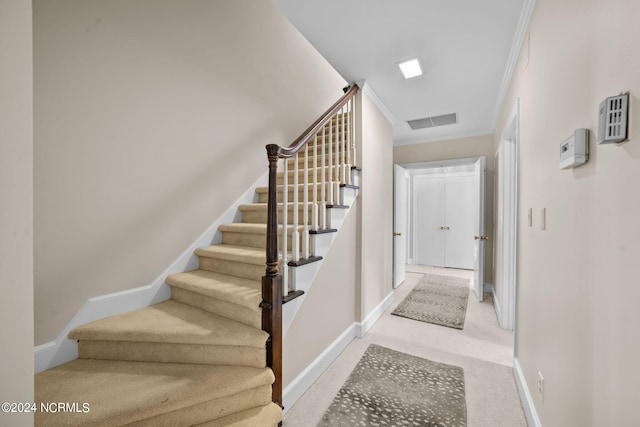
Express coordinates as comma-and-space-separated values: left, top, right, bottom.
393, 165, 409, 287
414, 176, 446, 267
445, 175, 476, 270
473, 156, 487, 302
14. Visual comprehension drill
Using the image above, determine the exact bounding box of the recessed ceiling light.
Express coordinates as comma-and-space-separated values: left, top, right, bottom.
398, 58, 422, 79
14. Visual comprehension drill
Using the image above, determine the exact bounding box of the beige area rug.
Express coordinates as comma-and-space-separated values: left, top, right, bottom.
317, 344, 467, 427
392, 273, 470, 330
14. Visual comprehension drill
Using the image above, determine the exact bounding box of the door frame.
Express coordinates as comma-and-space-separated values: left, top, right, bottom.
497, 99, 520, 332
397, 157, 487, 289
393, 165, 410, 288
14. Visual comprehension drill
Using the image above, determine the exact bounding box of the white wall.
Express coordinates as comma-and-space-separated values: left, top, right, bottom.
0, 0, 34, 425
283, 201, 358, 386
495, 0, 640, 425
33, 0, 347, 345
358, 91, 394, 318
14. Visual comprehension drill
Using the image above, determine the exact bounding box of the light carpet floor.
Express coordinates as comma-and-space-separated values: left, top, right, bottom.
284, 265, 525, 427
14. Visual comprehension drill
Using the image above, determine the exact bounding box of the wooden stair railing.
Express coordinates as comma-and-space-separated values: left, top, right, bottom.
262, 84, 359, 408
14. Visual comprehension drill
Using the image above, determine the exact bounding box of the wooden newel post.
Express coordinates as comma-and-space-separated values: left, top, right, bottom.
262, 144, 283, 408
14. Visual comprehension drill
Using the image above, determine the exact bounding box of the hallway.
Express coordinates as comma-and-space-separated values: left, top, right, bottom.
284, 265, 526, 426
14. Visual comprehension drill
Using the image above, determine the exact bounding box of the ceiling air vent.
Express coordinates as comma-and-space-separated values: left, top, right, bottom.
407, 113, 457, 130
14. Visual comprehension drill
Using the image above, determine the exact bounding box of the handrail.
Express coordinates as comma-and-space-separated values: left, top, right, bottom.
261, 84, 359, 409
276, 84, 359, 158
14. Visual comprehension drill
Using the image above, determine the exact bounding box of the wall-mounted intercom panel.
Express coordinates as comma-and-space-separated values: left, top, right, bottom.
598, 93, 629, 144
560, 128, 589, 169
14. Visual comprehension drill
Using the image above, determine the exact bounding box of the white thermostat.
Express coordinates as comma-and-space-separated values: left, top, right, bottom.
560, 128, 589, 169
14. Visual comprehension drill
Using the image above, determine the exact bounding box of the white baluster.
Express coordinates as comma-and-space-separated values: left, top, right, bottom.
352, 97, 357, 169
312, 135, 319, 232
341, 105, 347, 185
302, 143, 309, 259
334, 112, 341, 205
345, 101, 351, 185
292, 153, 300, 263
282, 158, 288, 294
327, 119, 334, 207
320, 128, 327, 230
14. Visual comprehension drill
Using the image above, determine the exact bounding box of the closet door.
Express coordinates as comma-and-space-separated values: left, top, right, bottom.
444, 175, 475, 269
414, 176, 446, 267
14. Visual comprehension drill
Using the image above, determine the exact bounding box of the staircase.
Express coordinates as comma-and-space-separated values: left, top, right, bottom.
35, 86, 359, 426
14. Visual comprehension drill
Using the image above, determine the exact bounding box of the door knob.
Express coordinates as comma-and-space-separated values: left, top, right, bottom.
393, 232, 402, 237
445, 226, 450, 230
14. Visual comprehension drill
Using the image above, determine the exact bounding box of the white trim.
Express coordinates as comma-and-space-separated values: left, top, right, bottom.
513, 358, 542, 427
498, 99, 520, 331
393, 129, 493, 147
490, 0, 536, 131
34, 172, 269, 373
485, 282, 503, 326
282, 323, 358, 413
283, 290, 393, 413
356, 80, 397, 125
357, 291, 394, 337
400, 157, 479, 170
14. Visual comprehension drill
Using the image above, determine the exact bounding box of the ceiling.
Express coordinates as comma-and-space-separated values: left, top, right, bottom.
272, 0, 527, 145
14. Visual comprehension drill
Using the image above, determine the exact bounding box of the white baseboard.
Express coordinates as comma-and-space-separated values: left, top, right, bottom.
35, 172, 268, 373
357, 291, 394, 338
282, 323, 358, 413
513, 357, 542, 427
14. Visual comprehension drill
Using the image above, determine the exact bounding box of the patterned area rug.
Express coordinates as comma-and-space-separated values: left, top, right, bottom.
317, 344, 467, 427
392, 273, 470, 329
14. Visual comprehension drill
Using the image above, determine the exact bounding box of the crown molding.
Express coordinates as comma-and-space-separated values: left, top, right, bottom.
356, 80, 397, 125
490, 0, 537, 131
394, 129, 494, 147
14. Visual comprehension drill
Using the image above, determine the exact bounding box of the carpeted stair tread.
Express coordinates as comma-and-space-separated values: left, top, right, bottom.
195, 244, 288, 266
195, 402, 282, 427
35, 359, 275, 426
69, 300, 268, 348
166, 270, 262, 310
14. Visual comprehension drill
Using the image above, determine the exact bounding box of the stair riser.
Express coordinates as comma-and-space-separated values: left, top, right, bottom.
200, 257, 266, 281
241, 208, 316, 224
77, 340, 266, 368
171, 288, 260, 329
222, 231, 300, 251
197, 403, 282, 427
258, 187, 344, 203
131, 385, 274, 427
222, 231, 265, 249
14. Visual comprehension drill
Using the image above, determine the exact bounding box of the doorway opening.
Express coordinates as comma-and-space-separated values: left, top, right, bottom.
393, 157, 487, 302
